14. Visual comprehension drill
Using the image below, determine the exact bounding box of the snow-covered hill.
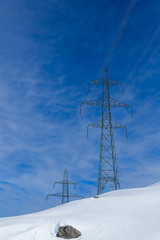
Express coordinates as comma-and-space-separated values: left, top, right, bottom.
1, 183, 160, 240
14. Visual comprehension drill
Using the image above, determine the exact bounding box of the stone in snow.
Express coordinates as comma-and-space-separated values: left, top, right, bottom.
57, 225, 81, 239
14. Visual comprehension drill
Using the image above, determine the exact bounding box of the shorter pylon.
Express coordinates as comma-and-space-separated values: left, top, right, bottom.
46, 169, 83, 204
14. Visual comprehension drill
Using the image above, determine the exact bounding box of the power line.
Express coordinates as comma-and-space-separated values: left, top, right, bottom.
137, 45, 160, 103
125, 24, 160, 86
98, 0, 138, 75
139, 45, 160, 74
124, 44, 160, 92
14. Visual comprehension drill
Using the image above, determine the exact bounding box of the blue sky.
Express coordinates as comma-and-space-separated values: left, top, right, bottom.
0, 0, 160, 217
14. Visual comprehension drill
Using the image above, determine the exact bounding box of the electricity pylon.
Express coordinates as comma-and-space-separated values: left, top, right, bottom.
46, 169, 83, 204
80, 68, 132, 195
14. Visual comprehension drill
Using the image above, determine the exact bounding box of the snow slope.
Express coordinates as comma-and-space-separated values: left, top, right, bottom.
1, 183, 160, 240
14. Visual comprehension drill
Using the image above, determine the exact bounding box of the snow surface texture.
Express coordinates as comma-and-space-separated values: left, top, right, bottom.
0, 183, 160, 240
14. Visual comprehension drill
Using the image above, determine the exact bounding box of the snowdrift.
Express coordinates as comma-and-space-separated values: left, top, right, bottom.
0, 183, 160, 240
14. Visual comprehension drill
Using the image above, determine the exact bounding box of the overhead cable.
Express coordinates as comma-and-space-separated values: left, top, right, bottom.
125, 24, 160, 86
98, 0, 138, 76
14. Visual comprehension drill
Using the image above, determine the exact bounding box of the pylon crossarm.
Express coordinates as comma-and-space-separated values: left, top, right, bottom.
109, 78, 122, 85
110, 98, 133, 118
89, 79, 103, 84
109, 79, 124, 95
46, 193, 63, 200
81, 98, 132, 114
112, 120, 128, 139
88, 79, 103, 93
87, 120, 101, 137
68, 194, 84, 198
53, 181, 63, 188
67, 181, 77, 185
109, 98, 130, 107
80, 98, 102, 114
87, 119, 127, 138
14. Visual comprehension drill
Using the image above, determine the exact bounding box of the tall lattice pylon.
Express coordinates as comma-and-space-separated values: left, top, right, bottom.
46, 169, 83, 204
80, 68, 132, 195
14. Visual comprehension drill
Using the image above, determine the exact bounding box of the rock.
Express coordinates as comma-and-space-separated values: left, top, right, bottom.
93, 196, 100, 199
56, 225, 81, 239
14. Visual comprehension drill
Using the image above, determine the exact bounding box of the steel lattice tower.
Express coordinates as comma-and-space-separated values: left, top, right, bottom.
46, 169, 83, 204
80, 68, 132, 195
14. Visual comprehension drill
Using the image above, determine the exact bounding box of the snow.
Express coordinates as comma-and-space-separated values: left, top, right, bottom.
1, 183, 160, 240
